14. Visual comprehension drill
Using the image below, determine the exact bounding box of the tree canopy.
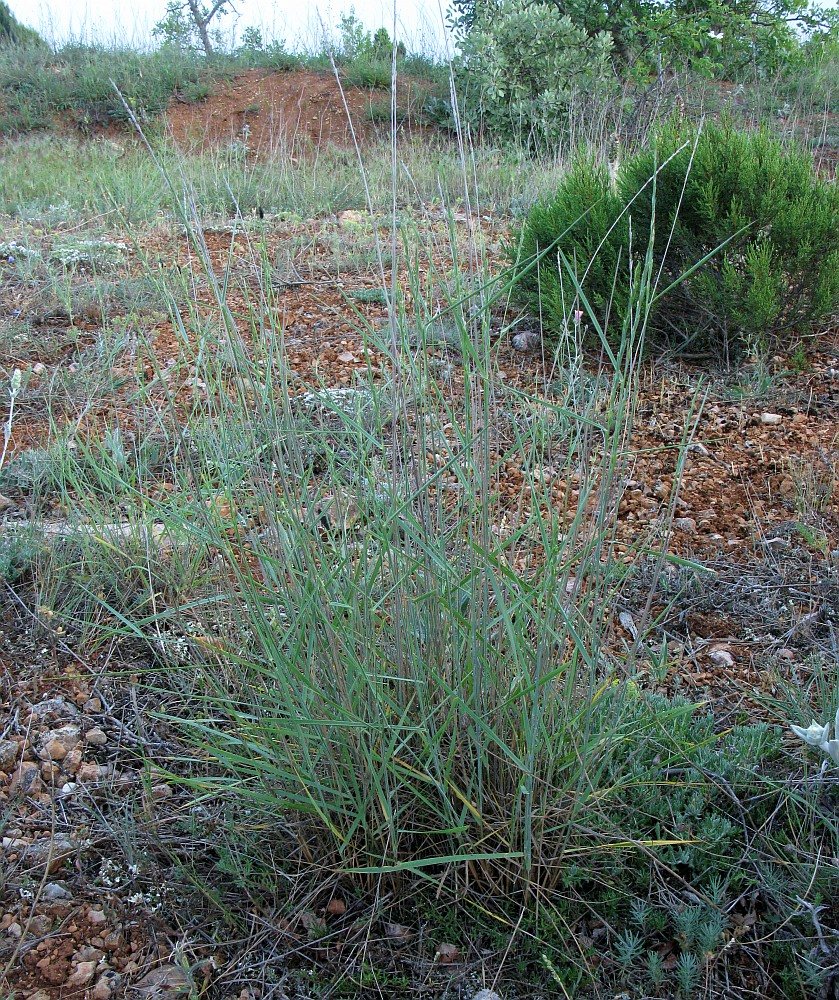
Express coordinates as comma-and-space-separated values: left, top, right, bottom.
448, 0, 829, 75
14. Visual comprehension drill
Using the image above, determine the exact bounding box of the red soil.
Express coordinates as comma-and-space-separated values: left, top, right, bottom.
165, 68, 427, 153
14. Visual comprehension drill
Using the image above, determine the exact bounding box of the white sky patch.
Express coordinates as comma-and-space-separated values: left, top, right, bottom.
7, 0, 452, 54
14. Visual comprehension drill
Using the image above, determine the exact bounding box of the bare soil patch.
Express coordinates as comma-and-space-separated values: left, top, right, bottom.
166, 68, 430, 153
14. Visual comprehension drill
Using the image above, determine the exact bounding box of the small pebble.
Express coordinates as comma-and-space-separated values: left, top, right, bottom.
77, 762, 101, 782
66, 960, 97, 987
40, 761, 61, 782
63, 748, 83, 774
39, 739, 69, 762
673, 517, 697, 535
42, 882, 73, 901
38, 725, 80, 761
22, 833, 77, 872
709, 648, 735, 668
27, 697, 78, 723
76, 946, 105, 963
132, 964, 191, 994
0, 738, 19, 770
91, 971, 122, 1000
10, 761, 42, 796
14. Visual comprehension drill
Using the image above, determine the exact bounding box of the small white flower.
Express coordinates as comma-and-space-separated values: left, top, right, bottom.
791, 708, 839, 766
791, 720, 830, 747
709, 30, 724, 39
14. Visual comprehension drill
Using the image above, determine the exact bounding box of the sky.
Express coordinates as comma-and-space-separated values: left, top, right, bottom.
7, 0, 453, 53
8, 0, 835, 52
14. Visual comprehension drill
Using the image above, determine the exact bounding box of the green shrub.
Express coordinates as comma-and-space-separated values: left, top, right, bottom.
456, 0, 615, 146
251, 43, 301, 72
342, 57, 391, 90
365, 95, 411, 127
371, 26, 404, 59
513, 120, 839, 359
346, 286, 388, 303
177, 79, 211, 103
570, 694, 838, 995
0, 531, 41, 583
232, 32, 301, 72
330, 15, 413, 90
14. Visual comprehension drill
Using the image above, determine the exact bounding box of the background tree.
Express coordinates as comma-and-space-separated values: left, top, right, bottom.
0, 1, 44, 46
449, 0, 827, 76
153, 0, 236, 57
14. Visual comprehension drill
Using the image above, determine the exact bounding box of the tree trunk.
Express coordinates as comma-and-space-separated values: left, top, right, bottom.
187, 0, 214, 56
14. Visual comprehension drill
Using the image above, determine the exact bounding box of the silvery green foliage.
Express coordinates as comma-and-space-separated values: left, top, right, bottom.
0, 447, 54, 494
0, 240, 40, 263
295, 386, 384, 422
458, 0, 614, 145
50, 238, 127, 270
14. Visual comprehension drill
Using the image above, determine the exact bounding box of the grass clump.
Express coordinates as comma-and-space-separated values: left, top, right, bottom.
341, 58, 392, 90
28, 203, 822, 995
2, 40, 837, 995
346, 286, 389, 304
0, 133, 569, 224
366, 96, 397, 125
0, 44, 218, 134
512, 119, 839, 361
21, 205, 677, 903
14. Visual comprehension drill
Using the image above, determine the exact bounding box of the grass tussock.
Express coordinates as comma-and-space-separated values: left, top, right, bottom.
0, 26, 837, 999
